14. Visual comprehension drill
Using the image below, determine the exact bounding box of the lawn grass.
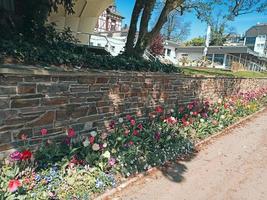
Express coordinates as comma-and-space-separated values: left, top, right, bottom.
181, 67, 267, 78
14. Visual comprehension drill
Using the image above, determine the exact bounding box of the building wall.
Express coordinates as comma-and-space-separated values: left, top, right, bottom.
95, 6, 123, 33
0, 68, 267, 158
244, 37, 256, 51
89, 35, 125, 56
164, 46, 177, 64
254, 35, 266, 55
47, 0, 113, 44
177, 52, 203, 62
95, 10, 108, 32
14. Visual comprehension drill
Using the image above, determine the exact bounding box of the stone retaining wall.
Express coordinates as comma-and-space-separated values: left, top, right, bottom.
0, 67, 267, 158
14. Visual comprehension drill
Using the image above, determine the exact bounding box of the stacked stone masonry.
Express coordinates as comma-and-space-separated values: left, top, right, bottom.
0, 69, 267, 158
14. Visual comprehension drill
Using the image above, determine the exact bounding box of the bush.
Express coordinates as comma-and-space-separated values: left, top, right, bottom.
0, 25, 180, 73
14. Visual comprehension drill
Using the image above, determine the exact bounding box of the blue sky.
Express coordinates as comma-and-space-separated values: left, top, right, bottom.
115, 0, 267, 41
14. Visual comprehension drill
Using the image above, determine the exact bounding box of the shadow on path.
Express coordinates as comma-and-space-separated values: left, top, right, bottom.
159, 151, 198, 183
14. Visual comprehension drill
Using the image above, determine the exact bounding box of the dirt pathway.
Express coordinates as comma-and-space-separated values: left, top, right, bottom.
113, 109, 267, 200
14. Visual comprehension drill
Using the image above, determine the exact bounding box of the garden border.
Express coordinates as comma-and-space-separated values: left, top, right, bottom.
94, 106, 266, 200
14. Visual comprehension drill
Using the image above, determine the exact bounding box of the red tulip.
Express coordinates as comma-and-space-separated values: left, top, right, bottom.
40, 128, 48, 136
137, 123, 143, 130
89, 136, 95, 145
126, 115, 132, 121
67, 128, 76, 138
133, 129, 139, 136
155, 106, 163, 113
8, 179, 21, 192
130, 119, 136, 126
21, 150, 32, 161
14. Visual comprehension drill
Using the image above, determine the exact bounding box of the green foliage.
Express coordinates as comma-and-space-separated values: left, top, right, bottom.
181, 67, 267, 78
185, 37, 205, 46
210, 25, 228, 46
0, 25, 180, 73
0, 0, 74, 37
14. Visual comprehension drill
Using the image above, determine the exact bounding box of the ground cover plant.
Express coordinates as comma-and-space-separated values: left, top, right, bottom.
0, 25, 180, 73
1, 26, 266, 77
181, 67, 267, 78
0, 88, 267, 200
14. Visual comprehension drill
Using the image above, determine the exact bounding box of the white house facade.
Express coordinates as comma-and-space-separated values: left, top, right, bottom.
244, 23, 267, 56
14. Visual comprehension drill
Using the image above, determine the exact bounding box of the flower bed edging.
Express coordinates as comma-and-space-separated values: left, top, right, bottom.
94, 106, 266, 200
195, 106, 266, 149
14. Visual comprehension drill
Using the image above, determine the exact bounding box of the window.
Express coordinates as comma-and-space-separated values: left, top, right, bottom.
181, 54, 188, 57
110, 19, 116, 31
167, 49, 171, 56
206, 54, 213, 62
245, 37, 256, 45
213, 54, 224, 65
224, 55, 231, 68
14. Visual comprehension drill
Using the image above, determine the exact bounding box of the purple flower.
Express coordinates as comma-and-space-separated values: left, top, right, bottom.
109, 121, 116, 129
9, 151, 22, 161
108, 158, 116, 166
64, 137, 71, 145
154, 132, 161, 141
201, 112, 208, 118
35, 174, 41, 182
45, 176, 53, 183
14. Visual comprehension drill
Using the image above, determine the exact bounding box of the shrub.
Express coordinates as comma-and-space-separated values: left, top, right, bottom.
0, 25, 180, 73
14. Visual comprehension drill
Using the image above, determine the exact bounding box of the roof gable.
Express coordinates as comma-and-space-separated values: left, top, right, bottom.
246, 24, 267, 37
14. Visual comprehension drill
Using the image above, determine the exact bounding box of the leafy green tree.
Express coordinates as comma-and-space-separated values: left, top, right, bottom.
185, 37, 205, 46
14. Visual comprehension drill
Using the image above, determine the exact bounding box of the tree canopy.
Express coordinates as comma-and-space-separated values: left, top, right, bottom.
185, 37, 205, 46
124, 0, 267, 57
1, 0, 267, 58
161, 11, 191, 41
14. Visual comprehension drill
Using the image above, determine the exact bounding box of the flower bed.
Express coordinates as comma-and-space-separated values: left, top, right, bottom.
1, 88, 267, 200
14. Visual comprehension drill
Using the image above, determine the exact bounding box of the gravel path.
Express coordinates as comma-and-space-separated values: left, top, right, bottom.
113, 109, 267, 200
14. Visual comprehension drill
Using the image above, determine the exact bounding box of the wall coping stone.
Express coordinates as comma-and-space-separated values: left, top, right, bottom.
1, 64, 267, 80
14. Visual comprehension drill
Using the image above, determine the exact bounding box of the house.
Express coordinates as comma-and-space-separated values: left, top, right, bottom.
224, 34, 244, 46
175, 46, 267, 71
163, 40, 181, 64
47, 1, 129, 56
244, 23, 267, 56
162, 24, 267, 71
47, 0, 113, 44
95, 5, 124, 33
89, 5, 127, 56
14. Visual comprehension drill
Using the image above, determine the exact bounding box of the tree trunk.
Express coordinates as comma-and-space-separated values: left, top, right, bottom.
124, 0, 145, 55
149, 0, 183, 39
125, 0, 184, 57
134, 0, 156, 57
